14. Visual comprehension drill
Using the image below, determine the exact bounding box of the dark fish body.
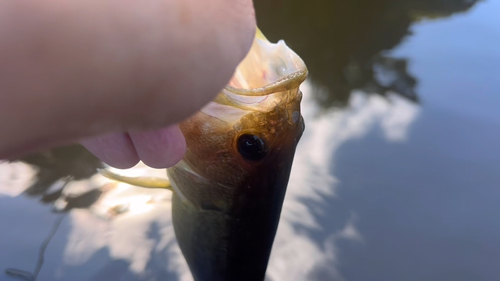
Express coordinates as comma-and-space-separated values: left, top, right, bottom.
171, 135, 299, 281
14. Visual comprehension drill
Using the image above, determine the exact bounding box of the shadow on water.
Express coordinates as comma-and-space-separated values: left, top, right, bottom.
3, 146, 103, 281
254, 0, 478, 108
2, 146, 189, 280
20, 145, 103, 207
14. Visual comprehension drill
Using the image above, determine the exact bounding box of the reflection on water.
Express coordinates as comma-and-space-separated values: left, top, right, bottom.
267, 82, 420, 280
255, 0, 477, 107
1, 0, 500, 280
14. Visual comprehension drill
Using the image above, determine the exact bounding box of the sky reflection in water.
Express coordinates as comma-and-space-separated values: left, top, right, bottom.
1, 0, 500, 280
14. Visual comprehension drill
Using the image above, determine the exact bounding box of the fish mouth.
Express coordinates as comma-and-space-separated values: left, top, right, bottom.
212, 29, 308, 111
227, 29, 307, 93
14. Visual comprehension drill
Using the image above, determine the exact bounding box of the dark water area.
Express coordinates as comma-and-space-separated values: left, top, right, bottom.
1, 0, 499, 280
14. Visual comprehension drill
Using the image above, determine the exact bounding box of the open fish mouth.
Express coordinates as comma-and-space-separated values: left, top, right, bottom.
210, 29, 308, 113
227, 29, 307, 93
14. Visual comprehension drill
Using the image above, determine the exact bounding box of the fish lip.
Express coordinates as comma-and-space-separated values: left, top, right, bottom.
224, 68, 308, 97
211, 68, 307, 112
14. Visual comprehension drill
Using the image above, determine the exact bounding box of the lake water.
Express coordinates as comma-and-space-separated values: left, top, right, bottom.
1, 0, 499, 280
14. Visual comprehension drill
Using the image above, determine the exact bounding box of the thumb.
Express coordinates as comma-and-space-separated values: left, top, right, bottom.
0, 0, 256, 159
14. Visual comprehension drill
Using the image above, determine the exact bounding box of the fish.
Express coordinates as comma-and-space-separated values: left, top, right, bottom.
101, 28, 307, 281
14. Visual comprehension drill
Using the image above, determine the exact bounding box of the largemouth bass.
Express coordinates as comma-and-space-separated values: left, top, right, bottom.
102, 29, 307, 281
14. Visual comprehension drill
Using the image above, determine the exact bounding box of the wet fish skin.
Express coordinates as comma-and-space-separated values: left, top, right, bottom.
171, 122, 301, 280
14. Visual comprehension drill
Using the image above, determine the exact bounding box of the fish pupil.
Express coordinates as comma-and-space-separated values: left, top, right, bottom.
237, 134, 267, 162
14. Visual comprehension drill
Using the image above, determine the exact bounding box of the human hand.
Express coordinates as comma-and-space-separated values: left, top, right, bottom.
0, 0, 255, 169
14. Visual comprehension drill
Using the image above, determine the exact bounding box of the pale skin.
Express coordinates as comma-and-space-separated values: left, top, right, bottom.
0, 0, 256, 169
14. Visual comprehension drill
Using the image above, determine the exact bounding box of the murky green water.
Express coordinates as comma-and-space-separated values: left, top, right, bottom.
1, 0, 499, 280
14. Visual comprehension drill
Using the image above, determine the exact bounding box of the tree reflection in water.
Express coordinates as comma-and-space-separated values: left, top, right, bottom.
254, 0, 478, 107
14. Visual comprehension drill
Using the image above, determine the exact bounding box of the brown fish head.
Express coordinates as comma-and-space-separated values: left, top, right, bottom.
169, 31, 307, 212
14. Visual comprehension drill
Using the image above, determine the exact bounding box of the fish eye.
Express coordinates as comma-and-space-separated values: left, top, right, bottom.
237, 134, 268, 162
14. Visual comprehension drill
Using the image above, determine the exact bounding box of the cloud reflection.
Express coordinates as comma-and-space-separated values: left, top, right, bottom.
0, 161, 37, 197
61, 166, 192, 280
266, 80, 420, 280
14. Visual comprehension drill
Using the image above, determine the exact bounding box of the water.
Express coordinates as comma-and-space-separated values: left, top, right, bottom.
1, 0, 499, 280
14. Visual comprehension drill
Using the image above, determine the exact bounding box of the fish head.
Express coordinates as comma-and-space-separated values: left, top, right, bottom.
170, 30, 307, 211
168, 30, 307, 281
